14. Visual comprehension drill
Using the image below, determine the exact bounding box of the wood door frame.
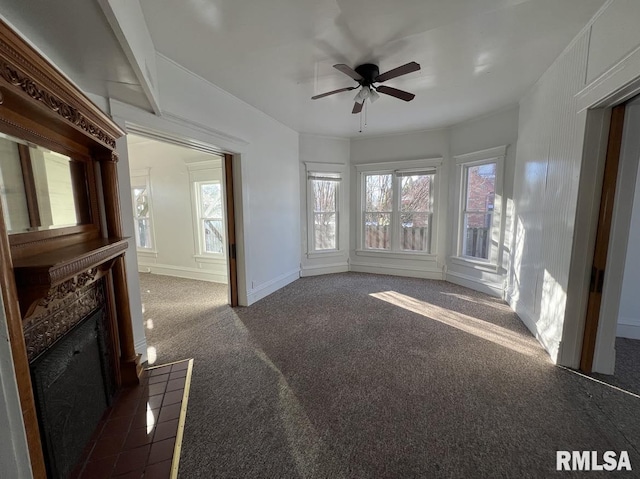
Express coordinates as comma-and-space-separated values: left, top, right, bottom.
580, 104, 626, 372
224, 153, 239, 306
579, 96, 640, 373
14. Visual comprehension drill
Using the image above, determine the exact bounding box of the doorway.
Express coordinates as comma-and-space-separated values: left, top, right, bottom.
125, 132, 239, 364
581, 95, 640, 384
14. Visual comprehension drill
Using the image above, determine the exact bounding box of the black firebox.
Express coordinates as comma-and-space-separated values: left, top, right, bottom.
30, 307, 115, 478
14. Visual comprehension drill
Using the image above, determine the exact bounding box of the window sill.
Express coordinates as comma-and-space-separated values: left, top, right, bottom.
449, 256, 499, 272
307, 250, 344, 259
194, 254, 226, 264
136, 249, 158, 258
355, 249, 435, 260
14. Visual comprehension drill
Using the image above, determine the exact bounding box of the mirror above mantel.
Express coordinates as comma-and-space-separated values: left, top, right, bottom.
0, 132, 92, 234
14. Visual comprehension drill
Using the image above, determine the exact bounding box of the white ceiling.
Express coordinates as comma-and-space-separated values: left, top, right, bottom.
0, 0, 151, 111
139, 0, 606, 137
1, 0, 607, 138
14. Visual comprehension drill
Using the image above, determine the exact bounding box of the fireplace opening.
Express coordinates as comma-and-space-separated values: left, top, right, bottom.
30, 306, 115, 478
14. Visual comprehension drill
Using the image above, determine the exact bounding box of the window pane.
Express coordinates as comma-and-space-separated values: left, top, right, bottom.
465, 163, 496, 212
133, 188, 149, 218
365, 174, 392, 212
203, 219, 224, 253
400, 213, 431, 252
462, 212, 492, 259
200, 183, 222, 218
401, 174, 432, 212
314, 212, 336, 250
364, 212, 391, 250
136, 218, 152, 249
312, 180, 337, 213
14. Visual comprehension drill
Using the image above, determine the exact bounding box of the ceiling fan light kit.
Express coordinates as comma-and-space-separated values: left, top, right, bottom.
312, 61, 421, 114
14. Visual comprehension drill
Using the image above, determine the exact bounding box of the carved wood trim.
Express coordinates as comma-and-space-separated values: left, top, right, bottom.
23, 277, 106, 362
12, 238, 128, 318
0, 19, 124, 150
13, 238, 128, 288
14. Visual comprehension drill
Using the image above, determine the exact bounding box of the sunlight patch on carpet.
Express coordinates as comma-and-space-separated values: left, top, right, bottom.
370, 290, 540, 357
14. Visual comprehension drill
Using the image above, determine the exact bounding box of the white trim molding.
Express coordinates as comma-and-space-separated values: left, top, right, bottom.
247, 269, 300, 305
445, 271, 504, 298
300, 262, 349, 277
138, 262, 228, 284
350, 260, 443, 280
453, 145, 508, 164
451, 145, 507, 269
135, 337, 149, 364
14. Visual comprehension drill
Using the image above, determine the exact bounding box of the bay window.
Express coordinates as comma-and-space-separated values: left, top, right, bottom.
357, 159, 440, 255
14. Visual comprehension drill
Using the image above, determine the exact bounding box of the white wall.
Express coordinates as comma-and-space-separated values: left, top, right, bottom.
155, 55, 301, 305
299, 134, 350, 277
617, 155, 640, 339
349, 129, 450, 279
509, 0, 640, 370
508, 28, 590, 362
112, 53, 301, 307
128, 140, 227, 283
447, 107, 519, 296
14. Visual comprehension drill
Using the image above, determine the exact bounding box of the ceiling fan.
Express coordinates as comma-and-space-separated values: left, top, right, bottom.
311, 61, 421, 113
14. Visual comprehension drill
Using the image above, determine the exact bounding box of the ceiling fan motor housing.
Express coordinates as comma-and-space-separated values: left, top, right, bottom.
355, 63, 380, 86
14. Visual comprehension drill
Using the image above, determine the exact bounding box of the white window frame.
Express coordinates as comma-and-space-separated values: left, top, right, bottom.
355, 158, 442, 257
305, 162, 346, 258
188, 159, 226, 263
194, 180, 225, 257
130, 169, 156, 254
452, 145, 506, 268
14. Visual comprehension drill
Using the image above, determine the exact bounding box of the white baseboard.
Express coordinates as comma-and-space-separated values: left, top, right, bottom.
247, 269, 300, 305
617, 318, 640, 339
446, 271, 504, 298
138, 262, 227, 284
300, 262, 349, 277
135, 337, 148, 364
349, 261, 443, 280
508, 298, 560, 363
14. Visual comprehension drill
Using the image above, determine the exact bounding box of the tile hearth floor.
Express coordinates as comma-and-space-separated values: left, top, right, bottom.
71, 359, 193, 479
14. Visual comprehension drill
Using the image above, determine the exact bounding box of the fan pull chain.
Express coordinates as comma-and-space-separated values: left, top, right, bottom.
359, 107, 363, 133
364, 101, 368, 128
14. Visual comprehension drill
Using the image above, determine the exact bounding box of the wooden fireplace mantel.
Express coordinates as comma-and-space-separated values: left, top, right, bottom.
13, 237, 128, 318
0, 18, 137, 479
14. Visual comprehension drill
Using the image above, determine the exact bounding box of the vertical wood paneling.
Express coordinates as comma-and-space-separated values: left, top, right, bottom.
509, 32, 590, 361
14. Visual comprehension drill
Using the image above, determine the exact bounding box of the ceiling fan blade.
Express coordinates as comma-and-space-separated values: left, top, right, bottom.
352, 101, 364, 114
375, 61, 421, 83
311, 86, 357, 100
334, 64, 363, 81
376, 85, 415, 102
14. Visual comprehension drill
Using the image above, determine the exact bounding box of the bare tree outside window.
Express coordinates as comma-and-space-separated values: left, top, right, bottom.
364, 174, 393, 249
199, 182, 224, 254
400, 173, 433, 252
312, 179, 337, 250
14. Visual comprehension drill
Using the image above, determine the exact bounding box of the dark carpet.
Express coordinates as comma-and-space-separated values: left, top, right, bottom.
592, 337, 640, 398
139, 272, 640, 478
